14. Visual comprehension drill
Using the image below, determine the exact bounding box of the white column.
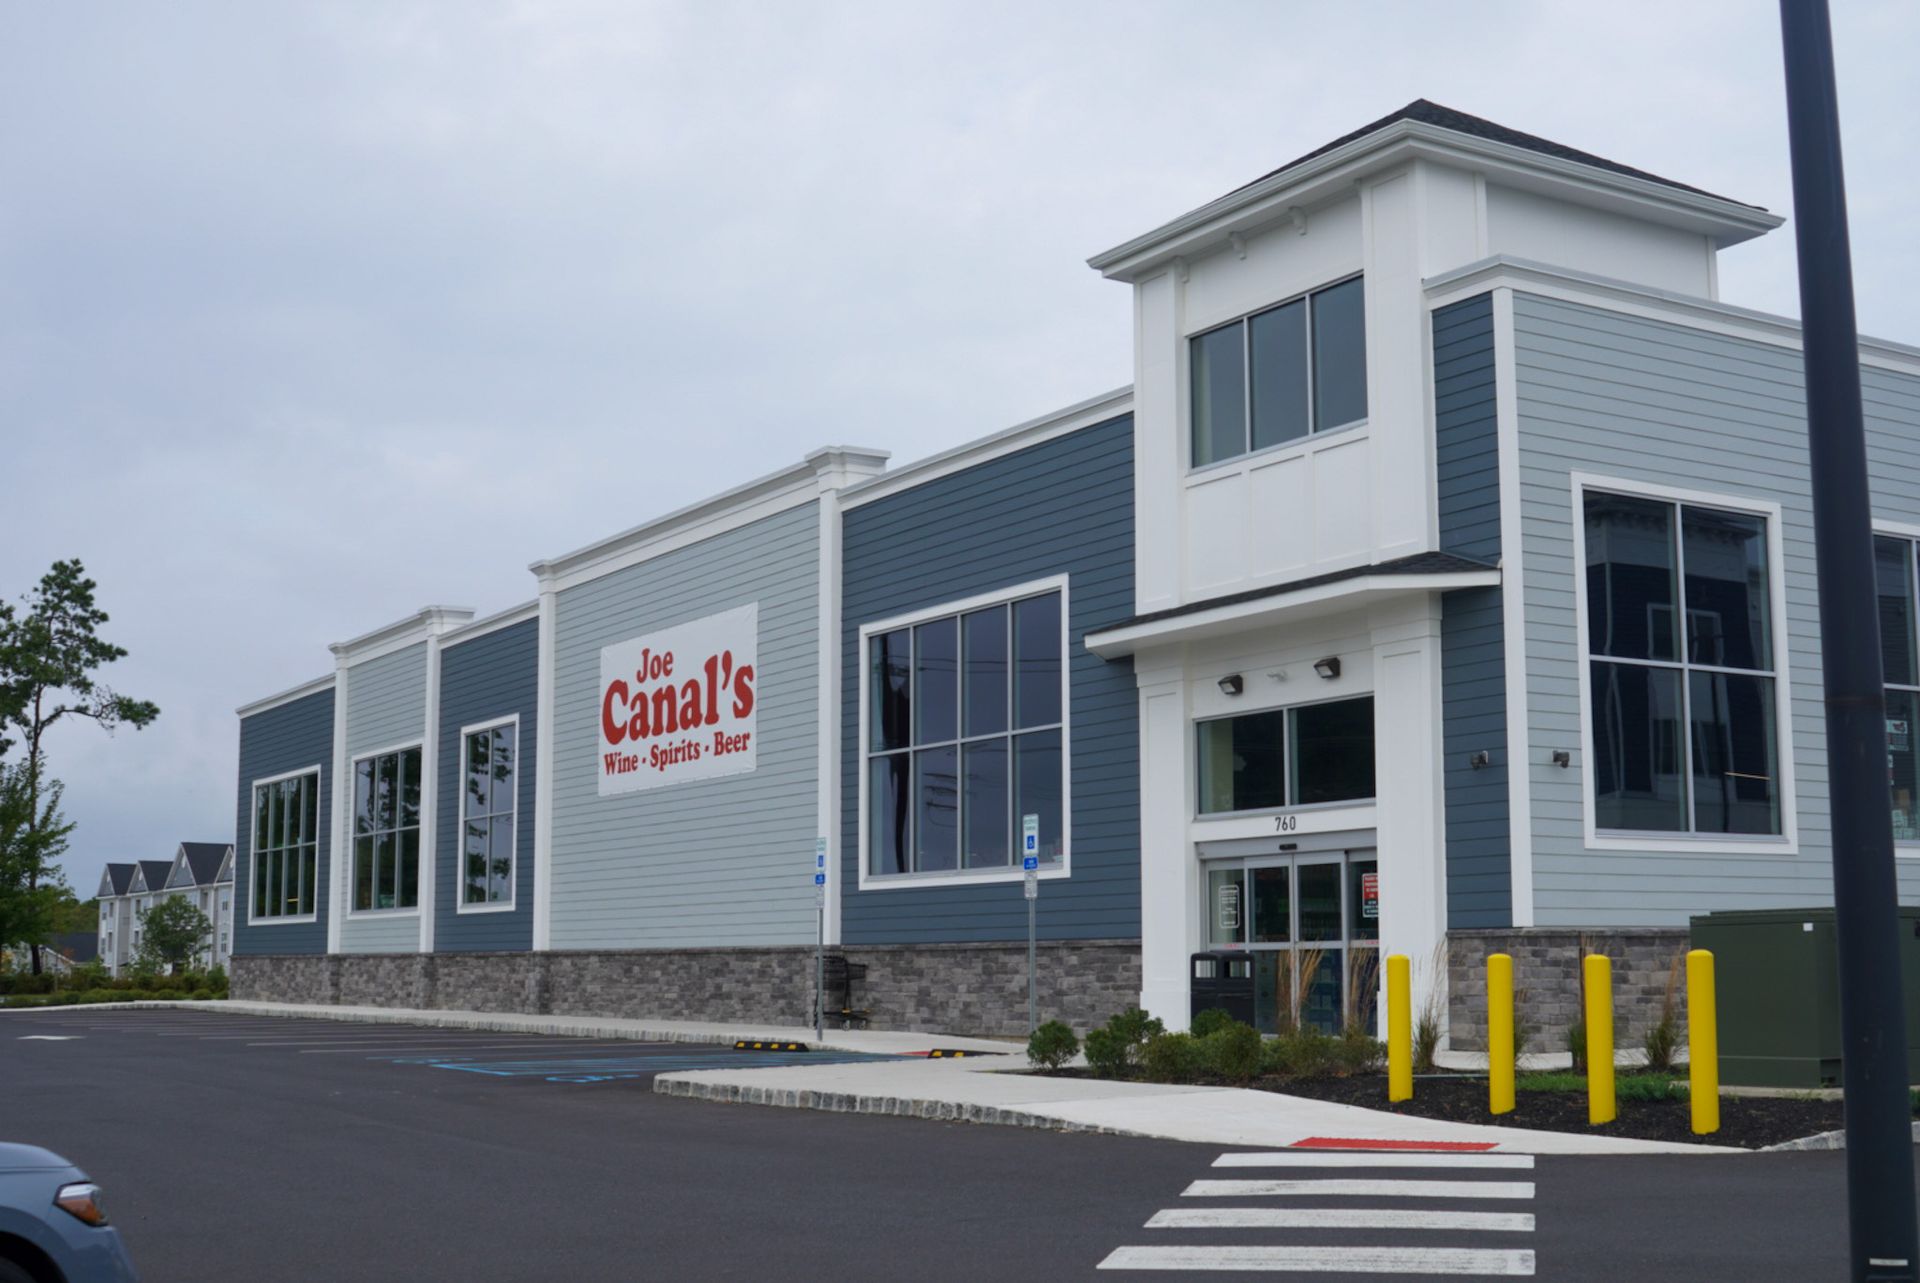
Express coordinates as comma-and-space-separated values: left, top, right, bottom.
531, 586, 558, 951
815, 483, 844, 945
327, 657, 349, 955
1136, 659, 1193, 1029
418, 629, 443, 954
1370, 596, 1450, 1038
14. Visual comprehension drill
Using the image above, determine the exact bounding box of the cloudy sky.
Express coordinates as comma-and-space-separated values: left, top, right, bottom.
2, 1, 1914, 898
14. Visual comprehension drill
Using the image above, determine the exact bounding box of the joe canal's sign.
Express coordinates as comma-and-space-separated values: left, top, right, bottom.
598, 602, 758, 795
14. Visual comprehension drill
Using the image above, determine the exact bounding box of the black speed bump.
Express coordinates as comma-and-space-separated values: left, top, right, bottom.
926, 1049, 980, 1058
733, 1040, 810, 1053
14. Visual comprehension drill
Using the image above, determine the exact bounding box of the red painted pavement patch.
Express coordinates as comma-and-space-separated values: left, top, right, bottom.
1291, 1136, 1501, 1152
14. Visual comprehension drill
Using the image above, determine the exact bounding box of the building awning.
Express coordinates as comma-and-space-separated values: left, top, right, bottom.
1083, 552, 1500, 658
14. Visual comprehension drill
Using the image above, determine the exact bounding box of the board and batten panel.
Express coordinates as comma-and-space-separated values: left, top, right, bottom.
342, 642, 428, 953
1513, 291, 1920, 925
1432, 292, 1511, 928
549, 500, 820, 948
233, 688, 332, 956
436, 618, 537, 952
840, 414, 1139, 943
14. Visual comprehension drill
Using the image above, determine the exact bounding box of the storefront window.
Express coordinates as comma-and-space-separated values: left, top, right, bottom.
865, 587, 1066, 878
251, 769, 319, 920
460, 720, 517, 908
1196, 697, 1374, 815
352, 745, 422, 912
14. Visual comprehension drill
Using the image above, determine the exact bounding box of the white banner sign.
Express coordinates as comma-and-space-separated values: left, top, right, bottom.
597, 603, 758, 795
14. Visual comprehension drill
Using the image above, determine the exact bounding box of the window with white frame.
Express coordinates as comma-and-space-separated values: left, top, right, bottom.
1189, 275, 1367, 468
865, 587, 1065, 878
1196, 697, 1376, 815
1583, 490, 1781, 836
1875, 535, 1920, 841
460, 720, 518, 907
352, 746, 422, 911
253, 770, 320, 919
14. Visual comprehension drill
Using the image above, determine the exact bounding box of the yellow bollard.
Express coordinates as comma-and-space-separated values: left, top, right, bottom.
1387, 953, 1412, 1102
1487, 953, 1515, 1115
1687, 949, 1719, 1135
1584, 953, 1615, 1125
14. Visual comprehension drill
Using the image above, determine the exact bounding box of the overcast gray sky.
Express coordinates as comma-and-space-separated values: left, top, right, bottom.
3, 1, 1915, 899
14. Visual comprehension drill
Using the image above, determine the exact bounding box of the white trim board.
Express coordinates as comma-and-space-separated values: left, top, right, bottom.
236, 673, 335, 719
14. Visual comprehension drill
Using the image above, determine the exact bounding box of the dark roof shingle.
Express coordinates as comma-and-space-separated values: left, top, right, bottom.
103, 863, 136, 896
137, 860, 173, 892
179, 842, 232, 885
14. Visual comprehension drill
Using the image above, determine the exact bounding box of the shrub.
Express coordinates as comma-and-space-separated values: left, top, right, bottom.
1262, 1028, 1338, 1079
1336, 1027, 1386, 1076
77, 990, 120, 1004
64, 960, 111, 992
1190, 1007, 1236, 1039
1143, 1032, 1206, 1084
1643, 953, 1685, 1074
1083, 1007, 1166, 1079
1567, 1019, 1587, 1075
207, 965, 229, 992
1200, 1021, 1263, 1084
1026, 1020, 1080, 1071
4, 973, 56, 996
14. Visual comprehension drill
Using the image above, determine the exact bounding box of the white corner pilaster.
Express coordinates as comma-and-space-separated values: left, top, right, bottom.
532, 586, 557, 952
418, 626, 444, 955
327, 657, 349, 956
815, 482, 845, 945
1491, 288, 1535, 928
1135, 656, 1192, 1029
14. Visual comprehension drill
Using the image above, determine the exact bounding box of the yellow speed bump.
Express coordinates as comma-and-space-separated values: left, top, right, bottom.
733, 1040, 809, 1053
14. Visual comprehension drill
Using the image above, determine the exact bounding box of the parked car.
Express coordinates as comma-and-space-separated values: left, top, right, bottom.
0, 1145, 137, 1282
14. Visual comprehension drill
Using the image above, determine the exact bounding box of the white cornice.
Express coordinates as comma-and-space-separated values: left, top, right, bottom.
440, 600, 539, 648
840, 387, 1134, 510
235, 672, 336, 719
1425, 255, 1920, 374
1088, 120, 1782, 283
328, 605, 475, 665
529, 447, 889, 594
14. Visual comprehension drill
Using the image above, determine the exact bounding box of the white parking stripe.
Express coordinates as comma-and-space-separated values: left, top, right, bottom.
1098, 1246, 1534, 1275
1183, 1179, 1534, 1201
1145, 1208, 1535, 1232
1214, 1153, 1533, 1170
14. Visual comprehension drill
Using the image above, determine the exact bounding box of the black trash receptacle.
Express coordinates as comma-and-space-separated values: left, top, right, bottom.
1191, 951, 1255, 1027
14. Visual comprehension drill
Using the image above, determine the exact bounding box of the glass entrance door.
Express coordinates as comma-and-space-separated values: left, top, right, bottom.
1202, 847, 1379, 1035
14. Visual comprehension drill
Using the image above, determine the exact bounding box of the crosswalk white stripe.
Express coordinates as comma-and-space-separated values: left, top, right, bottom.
1214, 1152, 1534, 1170
1183, 1178, 1534, 1200
1098, 1246, 1535, 1274
1145, 1208, 1535, 1232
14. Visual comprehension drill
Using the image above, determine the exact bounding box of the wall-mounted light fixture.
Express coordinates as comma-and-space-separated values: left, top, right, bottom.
1552, 749, 1571, 768
1470, 750, 1491, 770
1217, 674, 1244, 696
1312, 656, 1341, 680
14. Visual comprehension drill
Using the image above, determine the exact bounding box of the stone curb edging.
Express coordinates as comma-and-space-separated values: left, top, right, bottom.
1762, 1121, 1920, 1152
651, 1074, 1154, 1139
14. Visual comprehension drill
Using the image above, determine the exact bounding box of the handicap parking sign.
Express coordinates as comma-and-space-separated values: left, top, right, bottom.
1023, 855, 1038, 872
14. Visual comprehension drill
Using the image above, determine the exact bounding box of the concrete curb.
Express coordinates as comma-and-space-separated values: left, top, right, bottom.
651, 1074, 1154, 1139
1762, 1121, 1920, 1152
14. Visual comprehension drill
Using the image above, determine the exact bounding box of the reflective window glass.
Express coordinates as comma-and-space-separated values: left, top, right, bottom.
1013, 594, 1062, 729
1014, 729, 1063, 864
914, 617, 958, 744
1249, 299, 1309, 450
1591, 661, 1688, 832
962, 741, 1009, 868
1191, 323, 1246, 467
869, 629, 911, 751
1891, 690, 1920, 842
1586, 492, 1679, 662
1683, 507, 1771, 671
1876, 537, 1916, 687
1196, 710, 1286, 814
1688, 671, 1779, 836
1311, 277, 1368, 429
914, 746, 959, 872
962, 606, 1009, 737
1251, 865, 1291, 944
1207, 866, 1246, 947
1292, 697, 1375, 805
868, 754, 909, 875
1296, 862, 1343, 942
1349, 858, 1379, 943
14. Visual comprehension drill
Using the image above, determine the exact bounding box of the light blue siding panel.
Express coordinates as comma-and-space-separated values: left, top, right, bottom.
234, 689, 331, 956
548, 500, 821, 948
1513, 291, 1920, 925
436, 618, 537, 952
840, 415, 1138, 944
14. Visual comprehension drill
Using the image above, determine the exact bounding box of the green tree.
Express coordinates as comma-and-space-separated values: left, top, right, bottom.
135, 895, 211, 973
0, 760, 74, 957
0, 560, 159, 973
50, 891, 97, 935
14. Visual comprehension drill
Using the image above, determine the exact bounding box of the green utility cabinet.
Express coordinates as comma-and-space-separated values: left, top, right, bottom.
1690, 907, 1920, 1088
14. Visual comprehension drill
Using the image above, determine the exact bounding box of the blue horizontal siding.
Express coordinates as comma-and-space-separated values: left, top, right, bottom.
436, 619, 538, 952
233, 689, 332, 956
840, 415, 1139, 944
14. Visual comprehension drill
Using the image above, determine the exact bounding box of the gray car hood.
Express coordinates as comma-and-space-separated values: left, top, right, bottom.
0, 1143, 76, 1174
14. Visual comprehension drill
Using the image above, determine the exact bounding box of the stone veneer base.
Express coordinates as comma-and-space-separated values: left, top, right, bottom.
231, 940, 1142, 1039
1445, 927, 1693, 1054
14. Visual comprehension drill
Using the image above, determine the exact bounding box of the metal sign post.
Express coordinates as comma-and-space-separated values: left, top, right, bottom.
814, 838, 827, 1042
1022, 814, 1039, 1034
1776, 3, 1920, 1276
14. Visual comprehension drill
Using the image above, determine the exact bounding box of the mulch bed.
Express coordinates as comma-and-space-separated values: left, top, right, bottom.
1244, 1073, 1845, 1149
1023, 1068, 1848, 1148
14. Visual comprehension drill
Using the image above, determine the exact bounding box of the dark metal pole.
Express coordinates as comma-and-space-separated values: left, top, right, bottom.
1777, 3, 1919, 1277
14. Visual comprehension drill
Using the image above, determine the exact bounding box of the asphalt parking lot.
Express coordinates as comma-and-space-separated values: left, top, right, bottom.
0, 1007, 1879, 1281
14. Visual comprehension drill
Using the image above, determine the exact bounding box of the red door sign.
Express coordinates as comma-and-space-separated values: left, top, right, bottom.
1360, 871, 1379, 920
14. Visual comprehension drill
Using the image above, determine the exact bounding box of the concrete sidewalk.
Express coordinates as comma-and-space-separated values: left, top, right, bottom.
653, 1055, 1743, 1156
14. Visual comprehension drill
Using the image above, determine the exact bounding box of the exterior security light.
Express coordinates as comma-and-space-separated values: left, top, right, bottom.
1552, 749, 1572, 768
1470, 751, 1491, 770
1312, 656, 1341, 680
1217, 674, 1244, 696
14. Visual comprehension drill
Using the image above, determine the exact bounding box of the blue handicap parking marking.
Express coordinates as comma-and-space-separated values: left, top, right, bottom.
380, 1047, 910, 1083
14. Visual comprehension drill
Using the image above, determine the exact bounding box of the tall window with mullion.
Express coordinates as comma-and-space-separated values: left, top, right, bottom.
251, 771, 319, 919
1875, 535, 1920, 841
461, 722, 517, 907
867, 590, 1064, 877
352, 745, 422, 911
1585, 491, 1781, 836
1190, 275, 1367, 468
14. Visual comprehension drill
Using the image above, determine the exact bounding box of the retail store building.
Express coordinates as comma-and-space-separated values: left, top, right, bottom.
231, 102, 1920, 1042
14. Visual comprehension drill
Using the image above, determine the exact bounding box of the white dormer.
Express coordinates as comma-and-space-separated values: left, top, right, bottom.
1089, 100, 1781, 618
